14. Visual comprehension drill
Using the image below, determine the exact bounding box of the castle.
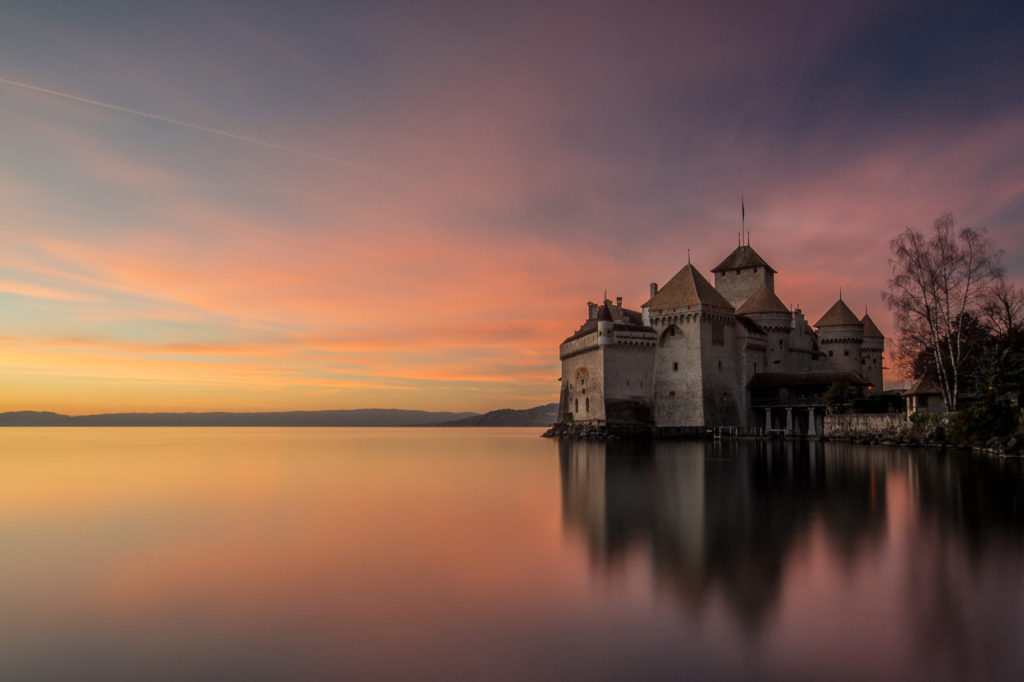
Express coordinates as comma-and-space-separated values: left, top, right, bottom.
557, 239, 884, 435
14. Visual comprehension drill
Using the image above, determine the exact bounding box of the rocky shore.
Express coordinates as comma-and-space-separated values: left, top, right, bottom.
541, 422, 652, 440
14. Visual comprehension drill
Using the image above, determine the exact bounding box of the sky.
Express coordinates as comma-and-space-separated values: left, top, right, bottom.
1, 0, 1023, 414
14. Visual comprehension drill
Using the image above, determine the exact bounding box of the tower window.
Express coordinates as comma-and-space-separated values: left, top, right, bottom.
844, 350, 849, 356
668, 391, 676, 397
585, 398, 590, 412
574, 399, 578, 412
829, 350, 834, 357
669, 327, 675, 336
718, 360, 722, 370
673, 362, 678, 371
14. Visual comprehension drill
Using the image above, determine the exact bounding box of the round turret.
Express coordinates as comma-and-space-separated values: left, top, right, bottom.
815, 299, 864, 374
859, 313, 885, 390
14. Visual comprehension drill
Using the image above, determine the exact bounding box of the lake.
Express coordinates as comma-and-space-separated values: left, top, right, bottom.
1, 428, 1022, 681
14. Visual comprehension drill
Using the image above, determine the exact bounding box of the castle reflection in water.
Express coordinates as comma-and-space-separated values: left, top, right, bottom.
558, 438, 1024, 636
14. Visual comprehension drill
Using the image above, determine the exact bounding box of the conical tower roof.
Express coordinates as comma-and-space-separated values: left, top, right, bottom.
648, 264, 733, 311
736, 285, 789, 315
711, 245, 776, 274
814, 299, 862, 327
861, 313, 884, 338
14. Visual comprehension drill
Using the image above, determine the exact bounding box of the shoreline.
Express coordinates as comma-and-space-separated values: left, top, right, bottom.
542, 420, 1024, 457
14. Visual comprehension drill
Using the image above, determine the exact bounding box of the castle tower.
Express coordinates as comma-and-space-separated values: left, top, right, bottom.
711, 244, 777, 308
647, 264, 741, 429
814, 298, 864, 374
736, 285, 792, 373
860, 313, 885, 391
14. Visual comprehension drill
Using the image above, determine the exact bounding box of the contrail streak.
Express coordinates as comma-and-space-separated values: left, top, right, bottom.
0, 75, 423, 183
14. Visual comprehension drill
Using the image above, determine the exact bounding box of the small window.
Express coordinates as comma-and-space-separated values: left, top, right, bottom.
829, 350, 834, 357
668, 391, 676, 397
861, 359, 865, 365
669, 327, 675, 336
585, 397, 590, 412
779, 339, 783, 348
718, 360, 722, 370
844, 350, 849, 356
574, 399, 579, 412
673, 362, 678, 371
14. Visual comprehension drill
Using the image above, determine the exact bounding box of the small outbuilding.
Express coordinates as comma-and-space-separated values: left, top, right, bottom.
905, 376, 945, 418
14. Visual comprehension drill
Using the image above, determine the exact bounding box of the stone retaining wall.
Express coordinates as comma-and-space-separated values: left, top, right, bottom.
824, 414, 913, 441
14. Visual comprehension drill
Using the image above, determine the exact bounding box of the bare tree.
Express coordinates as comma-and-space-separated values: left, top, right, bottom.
883, 212, 1003, 411
981, 274, 1024, 343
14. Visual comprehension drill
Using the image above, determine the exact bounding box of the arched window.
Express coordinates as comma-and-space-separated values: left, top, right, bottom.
585, 397, 590, 412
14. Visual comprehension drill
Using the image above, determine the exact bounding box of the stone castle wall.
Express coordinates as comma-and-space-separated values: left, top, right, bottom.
602, 342, 655, 423
559, 334, 605, 423
713, 267, 772, 308
652, 315, 705, 427
700, 313, 743, 428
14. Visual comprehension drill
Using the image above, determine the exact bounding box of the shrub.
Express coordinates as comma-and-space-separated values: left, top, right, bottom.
947, 399, 1019, 443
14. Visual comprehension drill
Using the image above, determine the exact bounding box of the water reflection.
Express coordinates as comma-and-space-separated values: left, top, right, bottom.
0, 429, 1021, 681
559, 439, 1024, 645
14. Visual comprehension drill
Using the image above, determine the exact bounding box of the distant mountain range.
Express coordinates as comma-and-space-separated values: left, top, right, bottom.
0, 404, 559, 427
438, 403, 558, 426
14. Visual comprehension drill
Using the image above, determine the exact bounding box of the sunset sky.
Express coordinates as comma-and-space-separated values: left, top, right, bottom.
2, 0, 1023, 414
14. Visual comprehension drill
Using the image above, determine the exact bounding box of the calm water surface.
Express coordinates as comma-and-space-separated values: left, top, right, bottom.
1, 428, 1022, 681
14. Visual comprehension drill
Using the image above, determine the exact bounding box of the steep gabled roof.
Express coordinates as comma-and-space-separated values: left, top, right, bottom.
711, 245, 776, 274
906, 375, 942, 396
736, 285, 789, 315
647, 264, 733, 311
861, 313, 884, 338
814, 299, 863, 327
